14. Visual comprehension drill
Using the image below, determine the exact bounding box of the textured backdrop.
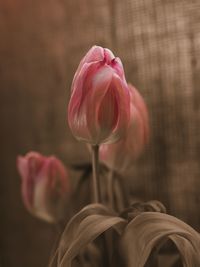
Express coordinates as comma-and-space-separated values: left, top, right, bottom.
1, 0, 200, 266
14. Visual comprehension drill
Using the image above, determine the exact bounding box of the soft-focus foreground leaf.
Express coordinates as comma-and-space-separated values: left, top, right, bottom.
120, 212, 200, 267
56, 204, 126, 267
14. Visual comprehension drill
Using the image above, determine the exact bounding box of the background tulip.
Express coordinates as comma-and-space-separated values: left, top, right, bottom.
68, 45, 130, 145
17, 151, 70, 223
99, 84, 149, 172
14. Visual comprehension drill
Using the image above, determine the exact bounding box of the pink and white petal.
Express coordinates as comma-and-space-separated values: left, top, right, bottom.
83, 45, 104, 64
127, 105, 147, 156
111, 57, 126, 81
84, 65, 114, 143
17, 151, 44, 179
99, 142, 118, 169
21, 171, 34, 210
129, 84, 149, 143
17, 156, 29, 180
103, 73, 130, 144
68, 61, 102, 142
71, 46, 104, 89
104, 48, 115, 64
27, 153, 46, 182
45, 156, 69, 196
33, 177, 55, 222
97, 85, 119, 141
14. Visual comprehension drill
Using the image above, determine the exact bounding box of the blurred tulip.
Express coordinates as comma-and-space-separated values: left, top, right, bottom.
99, 84, 149, 172
68, 45, 130, 145
17, 151, 70, 223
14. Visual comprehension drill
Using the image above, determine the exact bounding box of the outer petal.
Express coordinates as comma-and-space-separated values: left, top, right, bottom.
99, 86, 149, 172
104, 48, 115, 64
17, 152, 45, 209
102, 73, 130, 144
97, 84, 119, 139
17, 156, 28, 180
33, 156, 69, 223
129, 84, 149, 143
126, 104, 147, 157
33, 175, 53, 222
17, 156, 33, 209
69, 64, 115, 144
71, 46, 104, 90
85, 65, 115, 144
80, 45, 104, 66
99, 142, 119, 169
111, 57, 126, 82
68, 61, 102, 142
43, 156, 69, 196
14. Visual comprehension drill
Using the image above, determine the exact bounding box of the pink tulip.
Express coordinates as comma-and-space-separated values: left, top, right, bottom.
17, 151, 70, 223
99, 84, 149, 172
68, 45, 130, 145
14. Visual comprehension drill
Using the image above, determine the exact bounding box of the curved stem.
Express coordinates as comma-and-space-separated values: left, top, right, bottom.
91, 145, 101, 203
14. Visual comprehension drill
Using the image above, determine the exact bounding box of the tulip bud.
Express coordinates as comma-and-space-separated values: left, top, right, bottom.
99, 84, 149, 172
17, 151, 70, 223
68, 45, 130, 145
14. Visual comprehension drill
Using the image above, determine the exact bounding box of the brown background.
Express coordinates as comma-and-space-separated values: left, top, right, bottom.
1, 0, 200, 266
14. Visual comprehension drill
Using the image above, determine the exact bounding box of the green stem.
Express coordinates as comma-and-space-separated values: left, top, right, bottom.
91, 145, 101, 203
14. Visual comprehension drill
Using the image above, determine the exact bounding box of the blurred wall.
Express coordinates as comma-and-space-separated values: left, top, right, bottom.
1, 0, 200, 266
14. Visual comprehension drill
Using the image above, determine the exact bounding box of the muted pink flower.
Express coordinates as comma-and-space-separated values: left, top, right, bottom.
99, 84, 149, 172
68, 45, 130, 145
17, 151, 70, 223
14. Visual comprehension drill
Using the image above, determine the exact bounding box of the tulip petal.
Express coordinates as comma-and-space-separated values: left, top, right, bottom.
99, 83, 149, 172
69, 64, 115, 144
104, 48, 115, 64
17, 156, 28, 180
111, 57, 126, 81
87, 70, 130, 144
129, 84, 149, 143
85, 65, 116, 144
68, 61, 103, 142
17, 156, 33, 209
83, 45, 104, 64
45, 156, 69, 196
98, 86, 118, 133
103, 73, 130, 144
72, 46, 104, 90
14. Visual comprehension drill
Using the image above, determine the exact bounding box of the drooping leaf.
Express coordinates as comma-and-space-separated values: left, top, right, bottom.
120, 212, 200, 267
53, 203, 126, 267
57, 203, 114, 264
59, 214, 126, 267
170, 235, 200, 267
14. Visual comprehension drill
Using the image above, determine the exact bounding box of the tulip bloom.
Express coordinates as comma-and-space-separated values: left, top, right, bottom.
68, 45, 130, 145
17, 151, 70, 223
99, 84, 149, 172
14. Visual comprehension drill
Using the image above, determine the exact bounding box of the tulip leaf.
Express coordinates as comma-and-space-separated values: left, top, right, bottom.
57, 204, 113, 263
120, 212, 200, 267
59, 214, 126, 267
56, 204, 126, 267
169, 235, 200, 267
48, 204, 111, 267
